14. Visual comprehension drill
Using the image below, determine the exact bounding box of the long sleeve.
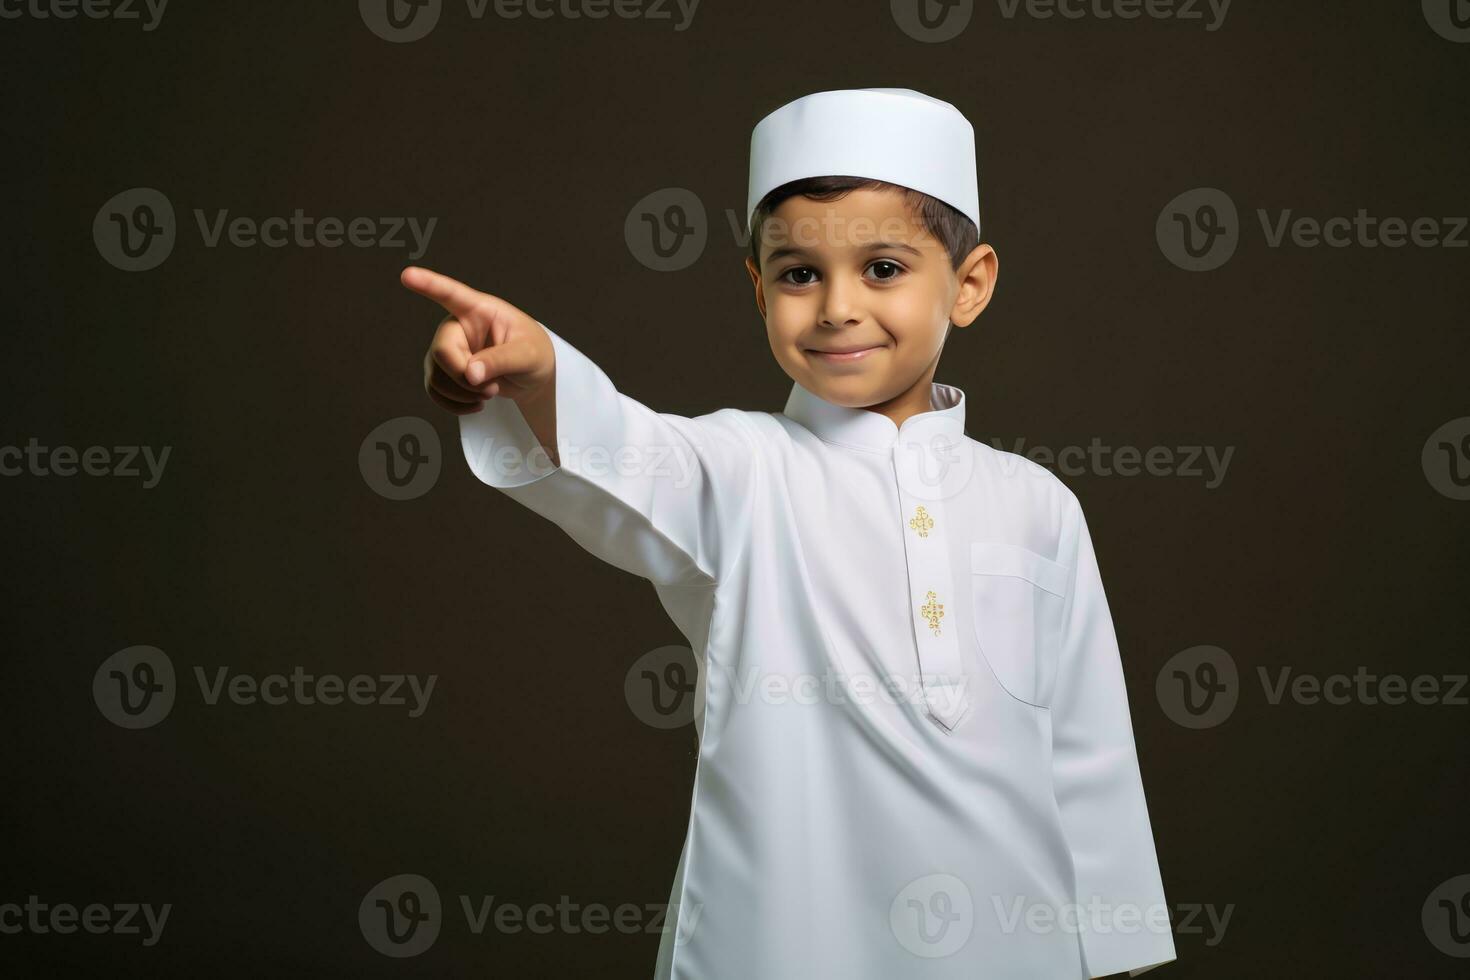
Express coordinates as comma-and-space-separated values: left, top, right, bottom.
1048, 497, 1177, 978
457, 323, 758, 589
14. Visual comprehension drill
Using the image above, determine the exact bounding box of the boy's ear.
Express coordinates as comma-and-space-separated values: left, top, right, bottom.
949, 243, 998, 328
744, 255, 767, 319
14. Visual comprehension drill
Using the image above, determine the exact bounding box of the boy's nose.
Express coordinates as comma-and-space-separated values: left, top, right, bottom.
819, 277, 861, 328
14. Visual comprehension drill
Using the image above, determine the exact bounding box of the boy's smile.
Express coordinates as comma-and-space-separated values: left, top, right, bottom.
745, 187, 997, 429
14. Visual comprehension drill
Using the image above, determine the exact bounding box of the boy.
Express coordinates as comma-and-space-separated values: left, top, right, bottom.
402, 88, 1175, 979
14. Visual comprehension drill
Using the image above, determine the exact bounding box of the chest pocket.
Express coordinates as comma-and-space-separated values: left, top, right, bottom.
970, 542, 1070, 708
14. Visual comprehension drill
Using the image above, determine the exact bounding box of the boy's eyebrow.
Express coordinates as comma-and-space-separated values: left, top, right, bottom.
765, 240, 925, 263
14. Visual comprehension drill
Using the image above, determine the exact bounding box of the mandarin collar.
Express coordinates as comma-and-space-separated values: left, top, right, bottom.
781, 379, 967, 453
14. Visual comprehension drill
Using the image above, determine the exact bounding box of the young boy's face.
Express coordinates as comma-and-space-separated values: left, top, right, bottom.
744, 187, 995, 414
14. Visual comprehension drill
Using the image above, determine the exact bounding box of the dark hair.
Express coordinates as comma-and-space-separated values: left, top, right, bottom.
748, 175, 980, 271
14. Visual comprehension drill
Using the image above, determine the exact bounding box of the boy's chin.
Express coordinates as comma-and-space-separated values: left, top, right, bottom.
795, 371, 893, 409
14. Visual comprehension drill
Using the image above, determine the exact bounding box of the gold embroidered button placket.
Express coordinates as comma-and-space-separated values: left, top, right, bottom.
890, 408, 971, 732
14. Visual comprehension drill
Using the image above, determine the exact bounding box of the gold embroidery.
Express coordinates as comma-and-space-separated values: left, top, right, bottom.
920, 590, 944, 636
907, 505, 935, 538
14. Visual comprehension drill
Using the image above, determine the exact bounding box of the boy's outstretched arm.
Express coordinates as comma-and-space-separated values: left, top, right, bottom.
402, 265, 757, 590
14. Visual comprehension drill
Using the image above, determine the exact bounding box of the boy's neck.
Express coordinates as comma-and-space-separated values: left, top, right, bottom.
860, 363, 941, 429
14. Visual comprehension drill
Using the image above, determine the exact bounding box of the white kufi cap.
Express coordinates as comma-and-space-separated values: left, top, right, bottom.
746, 88, 980, 234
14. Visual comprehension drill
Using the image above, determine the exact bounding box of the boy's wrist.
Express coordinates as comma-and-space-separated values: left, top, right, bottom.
514, 378, 558, 467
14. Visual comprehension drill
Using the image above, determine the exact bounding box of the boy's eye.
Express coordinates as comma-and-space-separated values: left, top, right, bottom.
777, 261, 905, 286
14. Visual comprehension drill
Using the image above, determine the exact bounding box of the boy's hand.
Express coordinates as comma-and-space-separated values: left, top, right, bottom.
402, 265, 555, 417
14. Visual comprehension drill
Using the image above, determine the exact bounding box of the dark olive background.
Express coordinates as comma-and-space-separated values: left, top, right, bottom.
3, 1, 1468, 976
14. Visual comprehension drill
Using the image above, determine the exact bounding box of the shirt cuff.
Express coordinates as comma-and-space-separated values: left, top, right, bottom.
457, 323, 580, 490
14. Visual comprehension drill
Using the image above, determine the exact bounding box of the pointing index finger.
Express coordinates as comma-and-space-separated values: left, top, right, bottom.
400, 265, 484, 319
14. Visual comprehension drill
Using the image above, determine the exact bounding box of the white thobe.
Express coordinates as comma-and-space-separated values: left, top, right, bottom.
459, 323, 1177, 979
